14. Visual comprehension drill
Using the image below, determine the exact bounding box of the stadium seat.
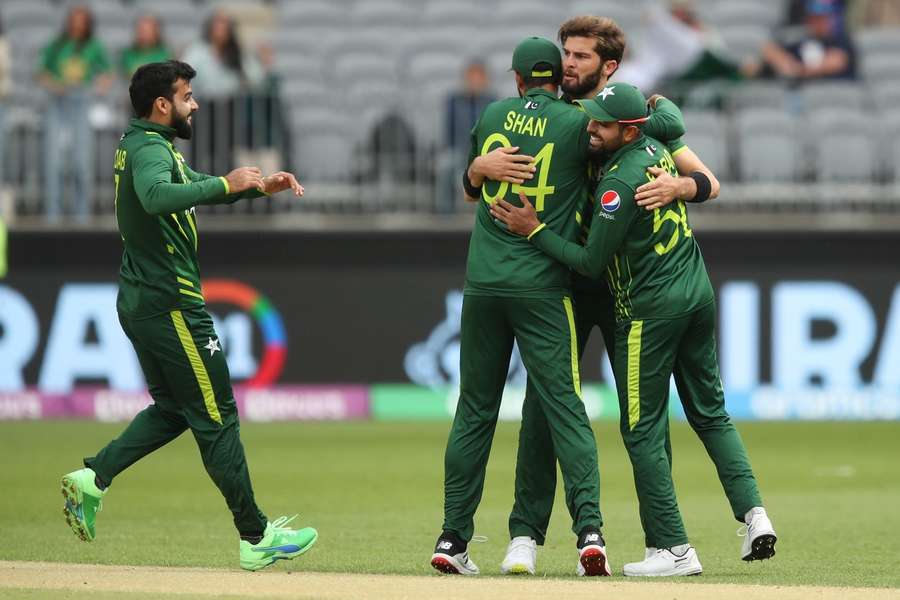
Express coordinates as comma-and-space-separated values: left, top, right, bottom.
350, 1, 422, 27
681, 110, 732, 181
567, 0, 641, 33
881, 112, 900, 182
862, 53, 900, 84
873, 80, 900, 112
807, 109, 879, 182
736, 108, 802, 182
800, 82, 869, 113
333, 53, 401, 87
280, 79, 332, 108
421, 1, 486, 27
708, 1, 781, 30
279, 1, 345, 28
294, 132, 356, 182
728, 82, 791, 111
494, 1, 567, 32
406, 52, 469, 89
291, 106, 348, 137
856, 27, 900, 59
0, 0, 54, 28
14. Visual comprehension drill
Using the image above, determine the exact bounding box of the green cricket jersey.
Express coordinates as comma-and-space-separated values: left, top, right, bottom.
571, 97, 688, 295
114, 119, 261, 319
40, 37, 110, 85
531, 133, 714, 321
464, 87, 592, 298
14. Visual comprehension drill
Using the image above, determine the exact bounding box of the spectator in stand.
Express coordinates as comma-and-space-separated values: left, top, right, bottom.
37, 5, 112, 223
750, 0, 857, 82
182, 10, 264, 99
182, 11, 266, 174
120, 15, 171, 78
439, 60, 495, 212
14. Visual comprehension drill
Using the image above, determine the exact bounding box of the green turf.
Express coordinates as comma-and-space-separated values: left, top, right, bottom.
2, 420, 898, 587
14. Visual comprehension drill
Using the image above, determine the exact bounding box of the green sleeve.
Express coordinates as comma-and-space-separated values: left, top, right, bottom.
667, 137, 687, 155
90, 40, 110, 76
132, 143, 231, 215
181, 162, 266, 202
531, 178, 637, 279
39, 40, 58, 76
641, 98, 686, 143
466, 113, 481, 168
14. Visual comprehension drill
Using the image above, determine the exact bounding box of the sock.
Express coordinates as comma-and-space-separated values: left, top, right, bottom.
94, 475, 108, 491
744, 506, 766, 524
669, 543, 691, 556
241, 534, 264, 545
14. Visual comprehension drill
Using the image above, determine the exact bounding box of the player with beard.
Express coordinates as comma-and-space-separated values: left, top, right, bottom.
468, 17, 723, 576
60, 60, 318, 572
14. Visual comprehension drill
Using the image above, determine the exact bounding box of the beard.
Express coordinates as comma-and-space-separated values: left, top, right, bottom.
172, 109, 194, 140
562, 69, 602, 99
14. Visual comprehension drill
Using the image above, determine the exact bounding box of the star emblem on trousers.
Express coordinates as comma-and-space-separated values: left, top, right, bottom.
204, 337, 221, 356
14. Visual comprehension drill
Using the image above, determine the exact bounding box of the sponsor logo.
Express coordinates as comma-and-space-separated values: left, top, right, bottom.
600, 190, 621, 212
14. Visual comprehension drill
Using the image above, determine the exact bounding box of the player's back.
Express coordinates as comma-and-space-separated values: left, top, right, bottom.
601, 135, 714, 321
465, 88, 591, 298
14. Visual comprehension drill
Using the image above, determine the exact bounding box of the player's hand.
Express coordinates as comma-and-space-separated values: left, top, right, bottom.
490, 191, 542, 237
646, 94, 665, 109
636, 167, 684, 211
224, 167, 265, 194
260, 171, 304, 196
473, 147, 536, 185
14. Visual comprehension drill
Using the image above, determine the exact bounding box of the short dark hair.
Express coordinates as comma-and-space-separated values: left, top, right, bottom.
129, 60, 196, 118
520, 61, 561, 87
558, 15, 626, 64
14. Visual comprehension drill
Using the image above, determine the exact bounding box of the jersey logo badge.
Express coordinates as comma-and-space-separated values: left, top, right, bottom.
600, 190, 621, 212
524, 100, 541, 110
205, 337, 221, 356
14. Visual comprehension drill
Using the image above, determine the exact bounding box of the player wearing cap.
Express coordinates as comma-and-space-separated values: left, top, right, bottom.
471, 16, 724, 577
491, 82, 777, 577
431, 37, 611, 578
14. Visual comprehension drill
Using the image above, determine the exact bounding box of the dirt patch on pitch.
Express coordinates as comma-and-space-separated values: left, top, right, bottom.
1, 561, 894, 600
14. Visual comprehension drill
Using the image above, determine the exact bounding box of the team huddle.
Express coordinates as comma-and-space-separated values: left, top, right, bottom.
431, 17, 777, 578
57, 13, 777, 579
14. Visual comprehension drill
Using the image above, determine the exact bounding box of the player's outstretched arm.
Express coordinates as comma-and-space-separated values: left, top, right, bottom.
133, 144, 263, 215
463, 148, 537, 203
635, 147, 720, 211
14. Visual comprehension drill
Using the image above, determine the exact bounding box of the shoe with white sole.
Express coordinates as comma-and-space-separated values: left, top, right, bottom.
575, 529, 612, 576
624, 544, 703, 577
501, 536, 536, 575
431, 532, 479, 575
741, 507, 777, 561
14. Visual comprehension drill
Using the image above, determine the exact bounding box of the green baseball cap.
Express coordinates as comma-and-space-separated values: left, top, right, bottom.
575, 83, 650, 124
511, 36, 561, 79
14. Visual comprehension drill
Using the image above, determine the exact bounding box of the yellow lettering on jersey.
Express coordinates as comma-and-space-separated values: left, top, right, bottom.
114, 149, 127, 171
503, 112, 548, 138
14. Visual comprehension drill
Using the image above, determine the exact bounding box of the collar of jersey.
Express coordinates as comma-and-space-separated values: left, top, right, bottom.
602, 132, 647, 173
129, 118, 177, 141
524, 88, 559, 101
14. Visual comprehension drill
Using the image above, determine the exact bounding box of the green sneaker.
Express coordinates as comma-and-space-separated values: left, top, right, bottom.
61, 468, 106, 542
239, 515, 318, 571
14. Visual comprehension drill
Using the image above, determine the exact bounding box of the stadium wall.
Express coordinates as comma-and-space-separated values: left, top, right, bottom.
2, 230, 899, 421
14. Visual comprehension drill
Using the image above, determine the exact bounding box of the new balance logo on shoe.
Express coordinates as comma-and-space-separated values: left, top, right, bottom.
438, 541, 454, 551
585, 533, 600, 543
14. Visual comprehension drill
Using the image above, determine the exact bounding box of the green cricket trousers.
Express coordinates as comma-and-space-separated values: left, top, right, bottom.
442, 293, 602, 542
511, 289, 673, 545
615, 301, 763, 548
85, 307, 268, 537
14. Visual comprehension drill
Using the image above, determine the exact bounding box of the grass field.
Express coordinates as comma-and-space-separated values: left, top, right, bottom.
2, 420, 899, 595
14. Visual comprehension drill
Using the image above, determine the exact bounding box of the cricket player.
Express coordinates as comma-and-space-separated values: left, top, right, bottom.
471, 16, 722, 575
431, 37, 611, 577
491, 82, 777, 576
60, 60, 317, 572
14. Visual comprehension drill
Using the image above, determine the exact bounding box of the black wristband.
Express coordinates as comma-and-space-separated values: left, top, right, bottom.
462, 169, 482, 198
687, 171, 712, 203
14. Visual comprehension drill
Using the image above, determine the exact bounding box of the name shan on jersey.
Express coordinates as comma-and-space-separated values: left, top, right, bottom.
504, 111, 547, 138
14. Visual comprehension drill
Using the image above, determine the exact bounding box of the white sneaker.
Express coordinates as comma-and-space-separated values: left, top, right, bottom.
623, 544, 703, 577
645, 547, 657, 559
575, 530, 612, 576
741, 507, 777, 561
431, 534, 480, 575
500, 536, 536, 575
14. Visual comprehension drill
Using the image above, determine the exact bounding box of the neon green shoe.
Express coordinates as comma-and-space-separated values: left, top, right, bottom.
239, 515, 318, 571
61, 468, 106, 542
